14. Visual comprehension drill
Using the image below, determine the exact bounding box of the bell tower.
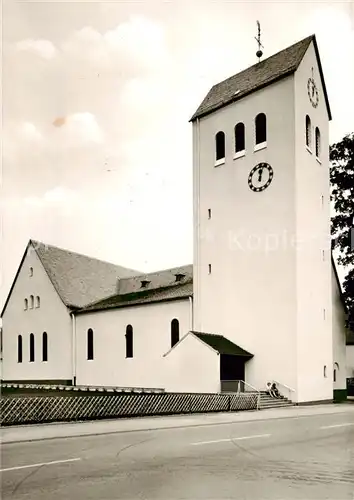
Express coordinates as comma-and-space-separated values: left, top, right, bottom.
190, 33, 333, 403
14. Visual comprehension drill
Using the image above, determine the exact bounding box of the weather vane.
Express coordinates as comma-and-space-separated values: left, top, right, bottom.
255, 20, 264, 62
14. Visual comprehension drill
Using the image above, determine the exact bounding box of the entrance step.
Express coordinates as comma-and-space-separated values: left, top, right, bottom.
258, 391, 294, 410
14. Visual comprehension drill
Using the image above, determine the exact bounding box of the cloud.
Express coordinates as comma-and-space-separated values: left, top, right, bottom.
51, 112, 104, 146
23, 187, 81, 216
15, 39, 57, 59
19, 122, 43, 142
61, 16, 168, 75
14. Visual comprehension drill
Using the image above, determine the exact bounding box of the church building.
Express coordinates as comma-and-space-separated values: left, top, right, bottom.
0, 34, 350, 404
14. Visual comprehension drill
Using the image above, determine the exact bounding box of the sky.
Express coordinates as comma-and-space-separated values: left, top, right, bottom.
1, 0, 354, 311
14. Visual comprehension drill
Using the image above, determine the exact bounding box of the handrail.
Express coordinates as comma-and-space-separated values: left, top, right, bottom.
242, 381, 260, 393
220, 380, 261, 410
272, 380, 295, 392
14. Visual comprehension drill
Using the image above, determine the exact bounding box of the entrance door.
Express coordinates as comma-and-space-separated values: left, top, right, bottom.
220, 354, 245, 392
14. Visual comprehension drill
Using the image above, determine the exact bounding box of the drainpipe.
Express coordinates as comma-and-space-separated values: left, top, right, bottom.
189, 296, 193, 331
71, 312, 76, 386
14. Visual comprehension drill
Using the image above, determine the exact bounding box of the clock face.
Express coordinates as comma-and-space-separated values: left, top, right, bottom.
248, 162, 274, 192
307, 77, 319, 108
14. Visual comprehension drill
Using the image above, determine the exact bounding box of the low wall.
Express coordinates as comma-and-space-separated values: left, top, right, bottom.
0, 391, 259, 426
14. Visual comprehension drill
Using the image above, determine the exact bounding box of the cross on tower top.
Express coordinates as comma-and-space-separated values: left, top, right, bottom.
255, 20, 264, 62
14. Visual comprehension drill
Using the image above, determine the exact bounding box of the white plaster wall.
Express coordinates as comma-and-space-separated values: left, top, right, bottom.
164, 333, 220, 393
2, 243, 72, 382
193, 75, 298, 393
75, 299, 191, 388
331, 268, 347, 390
294, 41, 333, 402
346, 346, 354, 378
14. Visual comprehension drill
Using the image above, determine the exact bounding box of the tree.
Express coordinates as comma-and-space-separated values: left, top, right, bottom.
330, 132, 354, 331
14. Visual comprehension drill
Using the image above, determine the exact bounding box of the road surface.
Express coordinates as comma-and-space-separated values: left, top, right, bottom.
1, 404, 354, 499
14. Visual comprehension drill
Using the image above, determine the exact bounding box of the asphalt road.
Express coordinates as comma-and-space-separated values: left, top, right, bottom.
1, 406, 354, 500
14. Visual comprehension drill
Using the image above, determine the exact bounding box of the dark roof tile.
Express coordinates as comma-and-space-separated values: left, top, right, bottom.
79, 279, 193, 313
190, 34, 331, 121
32, 240, 140, 308
192, 331, 253, 357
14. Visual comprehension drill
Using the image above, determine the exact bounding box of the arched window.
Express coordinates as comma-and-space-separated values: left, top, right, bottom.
29, 267, 33, 277
171, 319, 180, 348
255, 113, 267, 145
36, 296, 40, 308
87, 328, 94, 360
305, 115, 311, 148
29, 333, 35, 362
18, 335, 23, 363
30, 295, 34, 309
24, 298, 28, 311
234, 122, 245, 153
215, 131, 225, 161
315, 127, 321, 157
42, 332, 48, 362
126, 325, 133, 358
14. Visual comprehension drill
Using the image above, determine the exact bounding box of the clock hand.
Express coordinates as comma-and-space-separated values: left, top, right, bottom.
312, 85, 315, 97
258, 168, 263, 182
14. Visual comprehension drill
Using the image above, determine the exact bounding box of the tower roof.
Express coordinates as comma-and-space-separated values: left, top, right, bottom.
190, 34, 331, 121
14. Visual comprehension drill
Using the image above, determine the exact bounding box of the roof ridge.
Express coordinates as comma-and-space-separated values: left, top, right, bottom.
190, 34, 316, 121
211, 35, 313, 91
30, 239, 139, 271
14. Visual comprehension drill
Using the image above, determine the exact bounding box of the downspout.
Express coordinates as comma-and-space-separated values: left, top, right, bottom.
189, 296, 193, 331
71, 312, 76, 386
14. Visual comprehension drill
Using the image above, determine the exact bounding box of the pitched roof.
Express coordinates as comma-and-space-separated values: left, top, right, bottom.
190, 34, 331, 121
78, 279, 193, 313
1, 240, 141, 315
192, 332, 253, 357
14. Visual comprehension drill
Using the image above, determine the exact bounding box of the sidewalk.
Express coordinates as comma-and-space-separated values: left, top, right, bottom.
2, 403, 354, 444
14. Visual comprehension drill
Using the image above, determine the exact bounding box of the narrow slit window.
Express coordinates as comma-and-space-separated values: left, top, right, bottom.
171, 319, 179, 348
42, 332, 48, 361
18, 335, 23, 363
234, 122, 245, 153
208, 209, 211, 219
208, 264, 212, 274
29, 333, 35, 362
29, 267, 33, 277
215, 131, 225, 161
36, 296, 40, 308
30, 295, 34, 309
126, 325, 133, 358
87, 328, 94, 360
255, 113, 267, 144
315, 127, 321, 157
24, 298, 28, 311
306, 115, 311, 148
